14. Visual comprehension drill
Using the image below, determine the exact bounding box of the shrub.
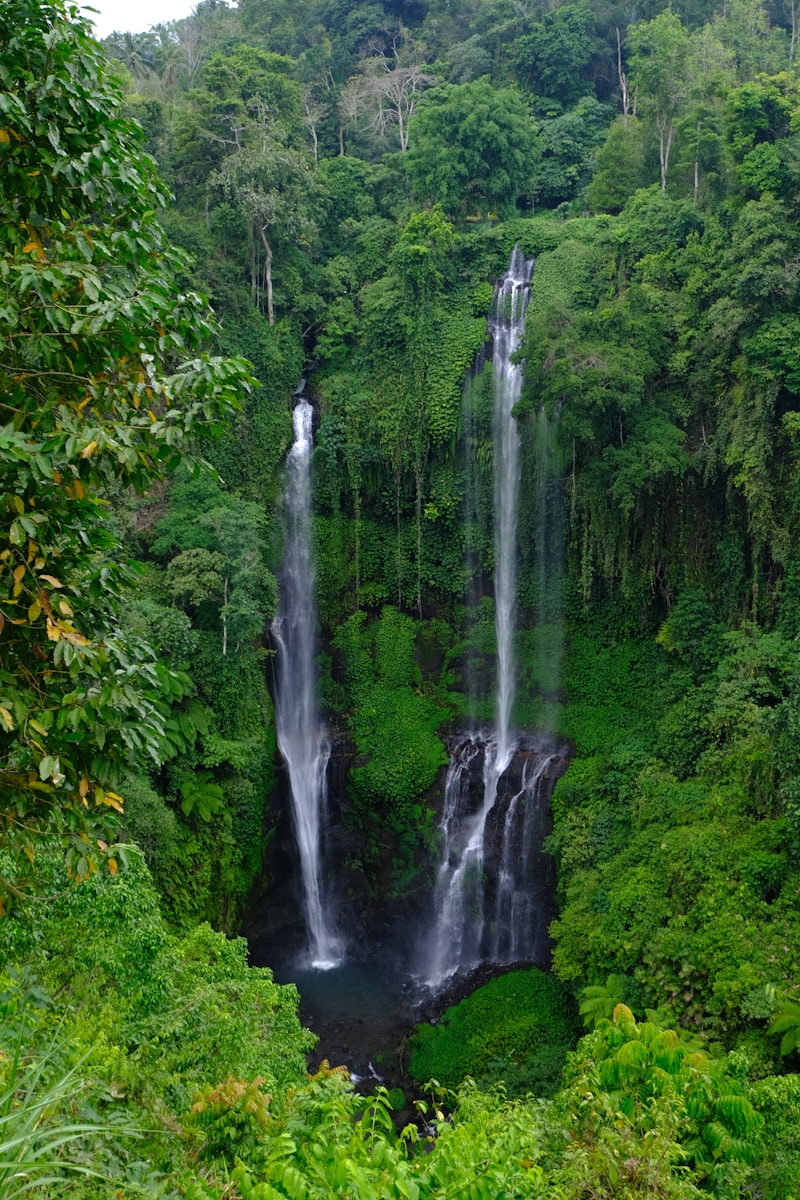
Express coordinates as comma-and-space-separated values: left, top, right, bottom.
408, 969, 576, 1096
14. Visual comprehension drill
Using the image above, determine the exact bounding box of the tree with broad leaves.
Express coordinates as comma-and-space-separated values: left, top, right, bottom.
0, 0, 250, 904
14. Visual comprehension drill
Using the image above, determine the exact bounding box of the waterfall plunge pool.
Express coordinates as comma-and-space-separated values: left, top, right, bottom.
245, 731, 569, 1086
250, 941, 556, 1091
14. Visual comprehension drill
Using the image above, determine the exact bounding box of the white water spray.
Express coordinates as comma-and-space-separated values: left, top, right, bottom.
273, 399, 342, 970
491, 243, 534, 770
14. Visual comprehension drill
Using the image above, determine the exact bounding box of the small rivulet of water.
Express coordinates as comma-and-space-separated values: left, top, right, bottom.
273, 398, 342, 970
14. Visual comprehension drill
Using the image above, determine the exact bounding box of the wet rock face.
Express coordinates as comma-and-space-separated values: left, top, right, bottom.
483, 744, 568, 879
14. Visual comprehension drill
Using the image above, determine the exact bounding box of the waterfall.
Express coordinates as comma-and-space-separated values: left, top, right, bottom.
273, 398, 342, 970
422, 246, 566, 990
423, 735, 489, 984
486, 752, 556, 964
422, 734, 564, 985
491, 244, 534, 769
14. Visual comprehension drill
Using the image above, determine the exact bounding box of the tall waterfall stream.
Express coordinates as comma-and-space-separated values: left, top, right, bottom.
272, 398, 342, 970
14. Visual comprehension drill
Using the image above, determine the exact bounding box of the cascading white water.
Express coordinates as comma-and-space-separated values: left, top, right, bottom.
488, 753, 554, 963
273, 399, 342, 970
422, 733, 562, 985
492, 244, 534, 769
423, 735, 490, 984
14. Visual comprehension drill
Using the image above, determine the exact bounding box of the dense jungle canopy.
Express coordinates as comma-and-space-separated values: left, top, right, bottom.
5, 0, 800, 1194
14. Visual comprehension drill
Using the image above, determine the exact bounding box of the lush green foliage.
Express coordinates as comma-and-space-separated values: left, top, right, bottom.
407, 80, 539, 217
408, 968, 576, 1096
333, 607, 448, 887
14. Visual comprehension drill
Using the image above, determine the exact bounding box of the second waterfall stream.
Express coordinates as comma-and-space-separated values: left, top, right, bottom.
423, 246, 567, 989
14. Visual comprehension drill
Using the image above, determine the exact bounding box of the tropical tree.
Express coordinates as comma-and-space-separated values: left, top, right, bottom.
513, 3, 597, 107
0, 0, 249, 898
406, 78, 539, 217
629, 12, 693, 191
212, 136, 315, 325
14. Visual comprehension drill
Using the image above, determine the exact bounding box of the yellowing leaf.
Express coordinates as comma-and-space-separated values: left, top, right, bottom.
95, 789, 122, 813
0, 706, 14, 731
12, 495, 23, 514
0, 550, 9, 562
29, 719, 48, 736
73, 478, 85, 499
27, 540, 38, 563
79, 777, 89, 797
46, 618, 60, 642
108, 858, 118, 876
0, 129, 10, 144
61, 627, 89, 646
80, 440, 97, 458
58, 598, 74, 617
52, 470, 62, 483
22, 237, 46, 262
27, 598, 41, 622
39, 574, 63, 588
13, 565, 24, 583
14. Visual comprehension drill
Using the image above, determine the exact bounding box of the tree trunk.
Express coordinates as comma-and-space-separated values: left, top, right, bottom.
657, 114, 673, 191
222, 575, 228, 656
338, 123, 345, 156
257, 225, 274, 326
616, 27, 631, 124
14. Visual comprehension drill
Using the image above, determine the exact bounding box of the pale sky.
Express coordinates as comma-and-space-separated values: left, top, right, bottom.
81, 0, 200, 38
